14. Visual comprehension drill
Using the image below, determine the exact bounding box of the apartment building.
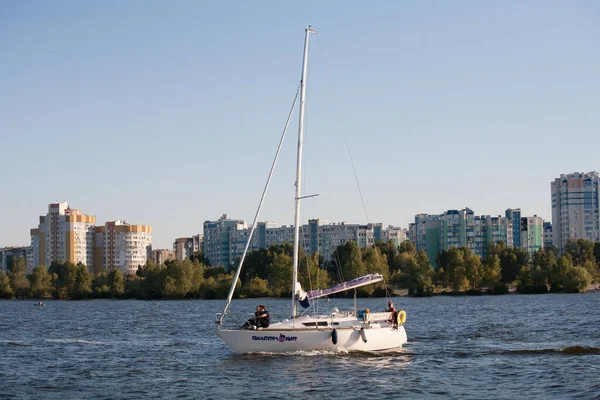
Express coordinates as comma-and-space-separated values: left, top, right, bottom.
411, 214, 441, 267
94, 221, 152, 275
0, 246, 32, 272
521, 216, 544, 255
152, 249, 176, 264
505, 208, 522, 248
29, 202, 95, 270
203, 214, 248, 268
378, 225, 409, 247
543, 222, 553, 249
551, 172, 600, 252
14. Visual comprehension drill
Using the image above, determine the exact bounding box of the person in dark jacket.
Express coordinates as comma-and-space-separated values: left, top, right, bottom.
243, 304, 270, 329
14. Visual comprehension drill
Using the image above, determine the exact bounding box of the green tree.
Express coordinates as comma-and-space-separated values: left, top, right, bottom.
137, 260, 166, 298
244, 277, 271, 297
0, 270, 13, 298
298, 252, 330, 292
548, 254, 573, 292
49, 260, 78, 299
199, 276, 217, 299
215, 273, 239, 299
332, 241, 366, 281
164, 260, 194, 297
580, 260, 599, 282
375, 240, 400, 271
362, 247, 390, 280
8, 257, 29, 298
73, 263, 92, 299
565, 239, 595, 267
109, 269, 125, 298
188, 260, 205, 297
267, 252, 292, 296
594, 242, 600, 268
190, 250, 210, 266
438, 248, 469, 292
500, 247, 530, 284
516, 266, 532, 293
531, 248, 557, 276
124, 274, 143, 298
481, 253, 502, 289
28, 265, 53, 299
464, 251, 483, 291
393, 241, 417, 274
563, 266, 592, 293
406, 250, 434, 296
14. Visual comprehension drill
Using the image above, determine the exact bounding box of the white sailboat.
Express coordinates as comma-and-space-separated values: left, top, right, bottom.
216, 26, 408, 354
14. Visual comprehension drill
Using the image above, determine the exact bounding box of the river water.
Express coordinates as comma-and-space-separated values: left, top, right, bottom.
1, 293, 599, 399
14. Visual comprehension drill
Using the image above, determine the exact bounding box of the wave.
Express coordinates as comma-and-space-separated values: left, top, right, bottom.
44, 339, 107, 345
2, 340, 32, 347
456, 346, 600, 357
504, 346, 600, 356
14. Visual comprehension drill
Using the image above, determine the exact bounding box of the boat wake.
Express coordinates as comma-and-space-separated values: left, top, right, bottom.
244, 349, 342, 357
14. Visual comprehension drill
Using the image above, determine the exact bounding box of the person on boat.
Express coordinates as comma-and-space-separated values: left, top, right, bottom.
243, 304, 270, 329
386, 301, 397, 328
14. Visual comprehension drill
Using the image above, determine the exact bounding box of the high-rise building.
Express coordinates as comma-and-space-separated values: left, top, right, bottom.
30, 202, 96, 270
0, 246, 32, 272
551, 172, 600, 252
543, 221, 553, 249
505, 208, 522, 248
520, 216, 544, 255
152, 249, 176, 264
203, 214, 248, 268
173, 235, 203, 261
94, 221, 152, 275
412, 214, 441, 267
173, 238, 192, 261
379, 226, 409, 247
483, 215, 513, 255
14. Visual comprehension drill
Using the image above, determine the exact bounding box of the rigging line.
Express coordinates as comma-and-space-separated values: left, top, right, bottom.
315, 33, 370, 224
220, 85, 301, 323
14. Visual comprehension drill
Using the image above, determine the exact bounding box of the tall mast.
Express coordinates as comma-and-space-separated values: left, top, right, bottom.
292, 26, 314, 319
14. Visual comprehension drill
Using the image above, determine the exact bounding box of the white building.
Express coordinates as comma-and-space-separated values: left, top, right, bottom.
94, 220, 152, 275
551, 172, 600, 252
380, 226, 409, 247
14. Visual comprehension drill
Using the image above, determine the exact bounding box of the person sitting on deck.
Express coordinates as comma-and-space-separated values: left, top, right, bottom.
243, 304, 270, 330
386, 301, 398, 328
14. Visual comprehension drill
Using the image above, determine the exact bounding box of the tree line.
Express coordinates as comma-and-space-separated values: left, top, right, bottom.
1, 239, 598, 300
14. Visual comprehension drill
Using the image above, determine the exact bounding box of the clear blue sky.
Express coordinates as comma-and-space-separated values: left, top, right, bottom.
1, 1, 598, 249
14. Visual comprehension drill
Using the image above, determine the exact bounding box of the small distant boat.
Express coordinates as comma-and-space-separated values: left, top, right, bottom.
34, 301, 45, 306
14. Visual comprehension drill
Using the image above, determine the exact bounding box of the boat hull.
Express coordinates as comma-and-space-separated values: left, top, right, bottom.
217, 325, 407, 354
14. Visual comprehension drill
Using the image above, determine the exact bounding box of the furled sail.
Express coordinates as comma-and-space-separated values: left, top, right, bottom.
296, 273, 384, 308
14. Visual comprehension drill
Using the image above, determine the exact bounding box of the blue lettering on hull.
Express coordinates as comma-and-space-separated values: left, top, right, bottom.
251, 333, 298, 342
